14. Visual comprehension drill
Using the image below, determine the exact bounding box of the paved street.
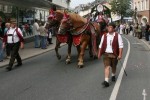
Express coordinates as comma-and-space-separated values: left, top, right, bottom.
0, 35, 150, 100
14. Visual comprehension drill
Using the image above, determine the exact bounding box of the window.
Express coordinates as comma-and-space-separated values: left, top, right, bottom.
7, 6, 12, 13
146, 0, 149, 10
3, 5, 7, 13
141, 1, 143, 10
0, 5, 3, 11
138, 2, 140, 11
134, 2, 136, 9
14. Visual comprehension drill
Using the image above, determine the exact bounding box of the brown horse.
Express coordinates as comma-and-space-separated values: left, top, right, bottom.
48, 10, 80, 64
58, 12, 101, 68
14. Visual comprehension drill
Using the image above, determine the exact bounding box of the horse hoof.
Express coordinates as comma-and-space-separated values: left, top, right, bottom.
57, 55, 61, 60
78, 65, 84, 68
66, 61, 71, 64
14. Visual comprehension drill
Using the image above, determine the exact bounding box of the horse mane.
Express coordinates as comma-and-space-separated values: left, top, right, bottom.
68, 13, 87, 27
55, 10, 64, 21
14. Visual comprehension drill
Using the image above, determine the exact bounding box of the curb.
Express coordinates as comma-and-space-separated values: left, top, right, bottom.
141, 39, 150, 49
0, 44, 66, 68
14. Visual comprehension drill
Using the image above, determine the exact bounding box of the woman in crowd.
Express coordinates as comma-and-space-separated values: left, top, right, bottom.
39, 22, 47, 49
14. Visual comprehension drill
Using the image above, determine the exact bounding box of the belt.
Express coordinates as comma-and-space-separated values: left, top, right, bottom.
104, 53, 116, 59
7, 34, 13, 36
8, 41, 20, 44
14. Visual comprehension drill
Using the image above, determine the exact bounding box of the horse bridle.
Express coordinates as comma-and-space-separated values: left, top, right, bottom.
59, 18, 89, 34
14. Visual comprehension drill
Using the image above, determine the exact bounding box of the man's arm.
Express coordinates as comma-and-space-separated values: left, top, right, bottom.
98, 35, 104, 59
118, 34, 124, 60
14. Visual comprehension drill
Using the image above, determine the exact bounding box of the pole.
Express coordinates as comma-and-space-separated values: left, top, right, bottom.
119, 60, 127, 76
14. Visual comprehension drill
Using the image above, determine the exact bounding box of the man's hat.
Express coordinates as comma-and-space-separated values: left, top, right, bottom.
10, 18, 17, 24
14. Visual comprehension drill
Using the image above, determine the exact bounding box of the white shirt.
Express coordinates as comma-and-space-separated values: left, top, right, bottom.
33, 22, 40, 35
7, 27, 23, 43
99, 32, 123, 53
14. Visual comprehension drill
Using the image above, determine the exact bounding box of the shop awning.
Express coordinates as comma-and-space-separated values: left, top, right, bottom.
0, 0, 64, 9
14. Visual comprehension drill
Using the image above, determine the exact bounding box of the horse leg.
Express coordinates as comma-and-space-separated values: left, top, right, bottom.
76, 45, 81, 59
78, 41, 88, 68
88, 40, 93, 58
66, 39, 72, 64
55, 39, 61, 60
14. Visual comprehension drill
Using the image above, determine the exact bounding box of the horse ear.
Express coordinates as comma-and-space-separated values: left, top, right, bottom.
48, 9, 55, 19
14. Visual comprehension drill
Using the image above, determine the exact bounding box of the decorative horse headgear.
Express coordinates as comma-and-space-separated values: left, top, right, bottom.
97, 12, 104, 23
63, 12, 69, 20
48, 9, 55, 20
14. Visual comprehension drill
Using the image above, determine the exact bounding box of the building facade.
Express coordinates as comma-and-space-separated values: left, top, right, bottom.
0, 0, 71, 37
133, 0, 150, 24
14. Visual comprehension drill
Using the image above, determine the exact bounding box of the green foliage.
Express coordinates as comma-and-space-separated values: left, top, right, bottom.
110, 0, 132, 19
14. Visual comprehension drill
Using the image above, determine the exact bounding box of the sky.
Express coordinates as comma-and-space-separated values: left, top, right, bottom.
70, 0, 95, 8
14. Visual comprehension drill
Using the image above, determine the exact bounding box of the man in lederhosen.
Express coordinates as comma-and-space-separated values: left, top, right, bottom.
98, 23, 123, 87
2, 18, 24, 71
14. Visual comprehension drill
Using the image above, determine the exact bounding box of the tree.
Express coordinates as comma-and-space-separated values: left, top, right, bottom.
110, 0, 132, 21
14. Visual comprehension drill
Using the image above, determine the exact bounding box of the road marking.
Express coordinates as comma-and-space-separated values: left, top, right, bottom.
109, 36, 131, 100
142, 89, 147, 100
132, 43, 142, 45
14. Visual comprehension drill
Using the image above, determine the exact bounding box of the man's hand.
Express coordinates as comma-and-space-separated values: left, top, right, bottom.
20, 42, 24, 49
98, 49, 101, 59
117, 55, 122, 60
2, 43, 5, 49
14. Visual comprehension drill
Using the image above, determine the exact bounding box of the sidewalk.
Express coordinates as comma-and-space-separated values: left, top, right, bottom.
129, 34, 150, 49
0, 37, 66, 68
141, 38, 150, 49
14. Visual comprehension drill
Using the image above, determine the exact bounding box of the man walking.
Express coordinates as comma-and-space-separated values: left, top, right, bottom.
3, 18, 24, 71
98, 23, 124, 87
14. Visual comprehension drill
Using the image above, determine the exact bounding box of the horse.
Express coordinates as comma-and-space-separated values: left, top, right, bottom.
47, 10, 80, 64
58, 12, 101, 68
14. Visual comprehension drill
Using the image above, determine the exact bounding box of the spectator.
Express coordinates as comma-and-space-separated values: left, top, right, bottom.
126, 23, 130, 35
129, 24, 133, 36
0, 18, 4, 62
145, 22, 149, 41
137, 23, 142, 39
47, 27, 53, 44
4, 23, 11, 59
33, 19, 40, 48
39, 22, 47, 49
3, 18, 24, 71
119, 23, 124, 35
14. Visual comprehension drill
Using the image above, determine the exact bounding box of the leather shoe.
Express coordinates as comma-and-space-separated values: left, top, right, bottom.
6, 66, 12, 71
111, 76, 116, 82
102, 81, 109, 87
15, 63, 22, 67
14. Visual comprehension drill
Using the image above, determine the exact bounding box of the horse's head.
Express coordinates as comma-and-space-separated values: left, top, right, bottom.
48, 9, 61, 27
58, 13, 73, 34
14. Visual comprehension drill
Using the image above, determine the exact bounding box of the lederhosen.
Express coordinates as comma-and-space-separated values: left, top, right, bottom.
7, 29, 22, 67
100, 33, 119, 68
